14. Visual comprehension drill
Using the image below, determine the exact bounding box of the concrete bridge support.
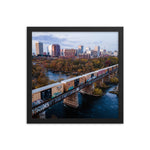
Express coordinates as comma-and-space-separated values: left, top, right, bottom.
111, 71, 118, 78
114, 70, 118, 77
109, 73, 115, 79
95, 79, 104, 87
63, 93, 79, 108
81, 83, 94, 94
103, 75, 110, 82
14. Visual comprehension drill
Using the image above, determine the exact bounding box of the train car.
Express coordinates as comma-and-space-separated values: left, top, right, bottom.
32, 82, 64, 102
106, 67, 110, 73
97, 68, 106, 76
112, 64, 117, 71
32, 92, 41, 102
108, 66, 113, 72
83, 73, 91, 82
90, 71, 97, 79
115, 64, 118, 69
102, 68, 106, 74
102, 68, 106, 75
104, 66, 109, 73
97, 69, 103, 76
112, 66, 115, 71
61, 76, 82, 92
113, 65, 117, 71
79, 76, 86, 85
82, 71, 97, 82
51, 83, 64, 98
116, 64, 118, 69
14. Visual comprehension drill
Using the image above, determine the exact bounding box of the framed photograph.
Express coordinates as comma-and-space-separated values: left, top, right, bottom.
27, 27, 123, 123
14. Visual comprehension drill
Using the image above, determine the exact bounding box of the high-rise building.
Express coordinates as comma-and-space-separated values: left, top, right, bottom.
113, 50, 118, 57
64, 49, 76, 58
78, 45, 84, 54
100, 49, 103, 53
79, 53, 90, 59
103, 49, 106, 55
60, 49, 65, 56
85, 49, 91, 55
35, 42, 43, 55
95, 46, 100, 57
85, 47, 91, 56
52, 44, 60, 57
48, 45, 52, 56
107, 51, 113, 56
91, 50, 98, 58
85, 47, 91, 51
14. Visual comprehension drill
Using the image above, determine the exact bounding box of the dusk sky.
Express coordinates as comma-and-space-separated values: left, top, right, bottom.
32, 32, 118, 53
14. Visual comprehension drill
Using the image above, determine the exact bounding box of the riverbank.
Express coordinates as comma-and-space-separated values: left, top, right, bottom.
79, 89, 104, 99
79, 83, 116, 98
109, 85, 119, 96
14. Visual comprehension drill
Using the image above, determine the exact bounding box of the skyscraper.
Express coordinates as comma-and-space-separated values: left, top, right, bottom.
86, 47, 91, 51
60, 49, 65, 56
85, 47, 91, 55
113, 50, 118, 57
78, 45, 84, 54
91, 50, 98, 58
103, 49, 106, 55
35, 42, 43, 55
48, 44, 52, 56
52, 44, 60, 57
95, 46, 100, 57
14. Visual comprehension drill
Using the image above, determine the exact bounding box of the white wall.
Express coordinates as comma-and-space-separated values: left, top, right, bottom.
0, 0, 150, 150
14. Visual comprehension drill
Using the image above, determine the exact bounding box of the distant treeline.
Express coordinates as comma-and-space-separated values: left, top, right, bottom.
33, 56, 118, 75
32, 56, 118, 89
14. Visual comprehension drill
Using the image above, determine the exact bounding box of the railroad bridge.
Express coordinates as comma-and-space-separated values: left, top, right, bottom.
32, 64, 118, 116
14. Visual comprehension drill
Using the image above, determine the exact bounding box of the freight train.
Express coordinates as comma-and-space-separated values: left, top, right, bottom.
32, 64, 118, 103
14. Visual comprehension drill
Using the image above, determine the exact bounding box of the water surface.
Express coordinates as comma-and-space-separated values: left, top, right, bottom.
39, 84, 118, 119
46, 70, 70, 81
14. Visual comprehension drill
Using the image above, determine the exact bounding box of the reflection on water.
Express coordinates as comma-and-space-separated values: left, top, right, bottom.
38, 85, 118, 119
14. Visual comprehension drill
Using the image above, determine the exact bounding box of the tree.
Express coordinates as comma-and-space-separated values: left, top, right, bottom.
110, 77, 119, 84
77, 69, 82, 74
93, 88, 103, 96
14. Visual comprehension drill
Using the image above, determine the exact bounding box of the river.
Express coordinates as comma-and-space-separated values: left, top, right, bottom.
38, 71, 119, 119
46, 70, 70, 81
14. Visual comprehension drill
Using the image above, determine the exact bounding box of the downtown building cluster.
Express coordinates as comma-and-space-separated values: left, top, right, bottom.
34, 41, 118, 58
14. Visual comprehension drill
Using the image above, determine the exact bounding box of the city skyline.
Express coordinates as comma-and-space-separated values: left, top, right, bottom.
32, 32, 118, 53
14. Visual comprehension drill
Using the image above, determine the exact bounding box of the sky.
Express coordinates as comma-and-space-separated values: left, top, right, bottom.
32, 32, 118, 53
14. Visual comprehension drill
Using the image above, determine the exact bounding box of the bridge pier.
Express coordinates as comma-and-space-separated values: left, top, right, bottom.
109, 73, 114, 79
81, 83, 94, 94
63, 93, 79, 108
96, 79, 104, 87
103, 75, 110, 82
114, 70, 118, 77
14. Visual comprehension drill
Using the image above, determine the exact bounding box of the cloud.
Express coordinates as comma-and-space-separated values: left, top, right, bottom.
32, 32, 118, 53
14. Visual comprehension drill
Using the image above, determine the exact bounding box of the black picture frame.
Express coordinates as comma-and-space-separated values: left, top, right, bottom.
27, 27, 123, 124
